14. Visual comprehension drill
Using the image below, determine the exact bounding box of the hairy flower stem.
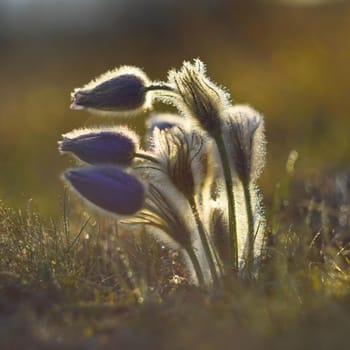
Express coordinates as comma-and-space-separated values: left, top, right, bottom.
145, 84, 176, 93
186, 246, 205, 287
213, 132, 238, 270
134, 152, 160, 164
144, 222, 205, 287
242, 180, 254, 278
188, 196, 220, 286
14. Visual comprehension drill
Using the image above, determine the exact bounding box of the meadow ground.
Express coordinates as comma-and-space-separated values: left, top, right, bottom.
1, 168, 350, 349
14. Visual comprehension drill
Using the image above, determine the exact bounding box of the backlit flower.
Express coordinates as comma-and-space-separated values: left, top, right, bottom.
71, 66, 152, 116
64, 166, 145, 216
59, 126, 140, 166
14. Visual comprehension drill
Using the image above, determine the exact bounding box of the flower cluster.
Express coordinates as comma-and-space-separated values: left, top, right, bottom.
60, 60, 266, 287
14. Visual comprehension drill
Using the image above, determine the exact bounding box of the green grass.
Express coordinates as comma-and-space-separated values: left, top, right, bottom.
1, 168, 350, 349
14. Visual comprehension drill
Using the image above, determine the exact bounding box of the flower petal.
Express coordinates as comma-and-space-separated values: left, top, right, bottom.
64, 166, 145, 216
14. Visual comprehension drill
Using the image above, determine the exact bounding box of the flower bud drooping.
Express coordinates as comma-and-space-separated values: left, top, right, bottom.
146, 113, 188, 133
145, 113, 191, 150
71, 66, 152, 116
63, 166, 145, 216
59, 126, 140, 166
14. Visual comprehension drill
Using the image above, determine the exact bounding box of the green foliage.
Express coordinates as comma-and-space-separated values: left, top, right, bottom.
0, 195, 176, 309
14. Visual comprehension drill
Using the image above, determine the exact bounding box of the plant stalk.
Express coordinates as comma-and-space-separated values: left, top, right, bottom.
242, 180, 254, 277
188, 196, 220, 286
214, 133, 238, 270
186, 246, 205, 287
134, 152, 160, 164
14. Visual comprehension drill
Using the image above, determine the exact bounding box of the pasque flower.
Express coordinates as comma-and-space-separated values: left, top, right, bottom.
151, 126, 207, 198
59, 126, 140, 166
166, 59, 230, 137
222, 105, 266, 184
63, 166, 145, 216
146, 113, 188, 133
71, 66, 152, 116
60, 59, 268, 288
145, 113, 190, 150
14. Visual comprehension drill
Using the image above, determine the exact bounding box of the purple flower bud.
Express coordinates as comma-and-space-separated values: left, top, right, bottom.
64, 166, 145, 216
59, 127, 140, 166
145, 113, 190, 150
146, 113, 187, 133
71, 66, 152, 116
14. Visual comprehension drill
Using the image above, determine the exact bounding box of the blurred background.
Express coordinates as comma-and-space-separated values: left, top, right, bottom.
0, 0, 349, 216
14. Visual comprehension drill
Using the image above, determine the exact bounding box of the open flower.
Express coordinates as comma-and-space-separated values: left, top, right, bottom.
59, 126, 140, 166
63, 166, 145, 216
